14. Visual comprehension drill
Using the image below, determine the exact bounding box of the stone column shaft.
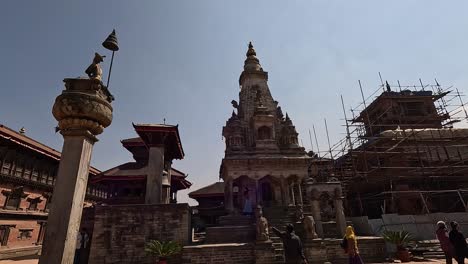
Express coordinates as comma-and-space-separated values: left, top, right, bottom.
39, 134, 95, 264
335, 198, 347, 237
310, 199, 323, 238
280, 178, 290, 206
290, 183, 296, 205
225, 179, 234, 213
297, 181, 303, 205
145, 146, 164, 204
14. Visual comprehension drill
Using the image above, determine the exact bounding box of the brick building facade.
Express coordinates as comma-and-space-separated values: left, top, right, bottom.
0, 124, 107, 259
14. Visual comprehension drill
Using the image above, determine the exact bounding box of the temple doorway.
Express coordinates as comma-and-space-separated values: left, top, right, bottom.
261, 182, 273, 206
258, 176, 280, 207
233, 176, 257, 214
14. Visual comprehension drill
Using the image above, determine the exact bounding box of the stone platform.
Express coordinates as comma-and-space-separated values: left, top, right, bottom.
304, 236, 386, 264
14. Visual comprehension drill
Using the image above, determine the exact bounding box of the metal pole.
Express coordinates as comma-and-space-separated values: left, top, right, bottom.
378, 72, 384, 92
312, 125, 321, 158
106, 51, 115, 88
324, 119, 333, 160
308, 129, 314, 152
341, 95, 353, 150
359, 80, 374, 136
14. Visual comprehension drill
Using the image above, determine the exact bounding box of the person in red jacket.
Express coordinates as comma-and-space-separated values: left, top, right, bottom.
437, 221, 454, 264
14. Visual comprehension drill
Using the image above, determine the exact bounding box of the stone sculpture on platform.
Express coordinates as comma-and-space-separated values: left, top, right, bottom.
304, 216, 318, 239
255, 206, 270, 242
295, 204, 304, 223
85, 52, 106, 81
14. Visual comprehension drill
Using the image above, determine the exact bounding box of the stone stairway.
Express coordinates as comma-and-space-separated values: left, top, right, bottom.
409, 240, 445, 260
205, 215, 255, 244
263, 206, 299, 263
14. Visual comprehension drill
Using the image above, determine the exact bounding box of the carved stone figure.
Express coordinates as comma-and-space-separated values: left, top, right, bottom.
231, 100, 239, 109
255, 206, 270, 241
276, 106, 284, 119
295, 205, 304, 222
85, 53, 106, 81
304, 216, 318, 239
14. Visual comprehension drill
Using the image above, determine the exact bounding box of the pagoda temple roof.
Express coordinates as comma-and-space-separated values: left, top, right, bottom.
91, 162, 192, 191
132, 123, 184, 160
0, 124, 100, 175
189, 182, 225, 199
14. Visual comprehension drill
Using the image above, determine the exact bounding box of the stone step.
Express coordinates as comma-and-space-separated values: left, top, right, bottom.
218, 215, 254, 226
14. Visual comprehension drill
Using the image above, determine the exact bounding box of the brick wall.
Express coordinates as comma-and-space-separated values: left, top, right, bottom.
89, 203, 191, 264
303, 237, 386, 264
182, 243, 254, 264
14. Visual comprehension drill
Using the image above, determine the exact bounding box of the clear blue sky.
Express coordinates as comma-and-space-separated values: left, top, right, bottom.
2, 1, 468, 204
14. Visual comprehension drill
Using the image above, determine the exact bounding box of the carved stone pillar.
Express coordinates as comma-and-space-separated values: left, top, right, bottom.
225, 179, 234, 213
290, 183, 296, 205
310, 189, 323, 238
146, 146, 164, 204
40, 78, 113, 264
334, 188, 346, 237
297, 180, 303, 205
280, 177, 290, 206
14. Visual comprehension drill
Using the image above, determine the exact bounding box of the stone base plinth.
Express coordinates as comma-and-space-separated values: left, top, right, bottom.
304, 237, 386, 264
205, 225, 255, 243
88, 203, 190, 264
182, 243, 254, 264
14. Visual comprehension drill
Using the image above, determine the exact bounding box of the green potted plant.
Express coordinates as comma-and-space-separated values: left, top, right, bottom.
145, 240, 182, 264
381, 230, 413, 262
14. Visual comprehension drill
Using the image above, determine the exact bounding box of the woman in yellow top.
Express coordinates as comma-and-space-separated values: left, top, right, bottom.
344, 226, 363, 264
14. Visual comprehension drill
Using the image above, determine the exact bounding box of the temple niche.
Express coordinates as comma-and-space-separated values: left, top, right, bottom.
220, 42, 311, 213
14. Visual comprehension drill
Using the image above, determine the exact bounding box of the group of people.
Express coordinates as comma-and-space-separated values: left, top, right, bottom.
437, 221, 468, 264
272, 223, 361, 264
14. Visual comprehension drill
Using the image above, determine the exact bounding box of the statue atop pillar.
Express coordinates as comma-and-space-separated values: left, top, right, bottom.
255, 206, 270, 242
85, 52, 106, 81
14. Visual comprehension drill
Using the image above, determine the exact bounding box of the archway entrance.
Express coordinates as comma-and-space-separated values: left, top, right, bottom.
258, 176, 280, 207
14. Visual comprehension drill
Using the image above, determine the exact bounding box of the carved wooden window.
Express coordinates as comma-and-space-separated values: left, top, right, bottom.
23, 163, 32, 179
40, 170, 48, 184
47, 169, 55, 185
44, 193, 52, 212
31, 168, 38, 181
1, 159, 11, 175
258, 126, 272, 140
27, 197, 42, 211
14, 158, 24, 177
0, 225, 12, 246
36, 222, 46, 245
3, 187, 27, 210
3, 191, 20, 210
18, 229, 33, 240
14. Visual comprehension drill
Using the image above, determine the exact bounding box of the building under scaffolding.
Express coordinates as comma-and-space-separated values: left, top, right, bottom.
328, 80, 468, 219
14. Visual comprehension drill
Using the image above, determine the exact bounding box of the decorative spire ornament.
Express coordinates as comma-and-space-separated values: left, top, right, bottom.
102, 29, 119, 88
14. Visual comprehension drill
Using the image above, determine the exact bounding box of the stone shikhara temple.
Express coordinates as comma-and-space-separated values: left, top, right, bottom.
221, 42, 311, 212
184, 43, 386, 264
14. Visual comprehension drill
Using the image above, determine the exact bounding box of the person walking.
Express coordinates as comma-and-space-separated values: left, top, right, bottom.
437, 221, 453, 264
242, 188, 253, 216
74, 228, 90, 264
343, 226, 363, 264
272, 223, 309, 264
449, 221, 467, 264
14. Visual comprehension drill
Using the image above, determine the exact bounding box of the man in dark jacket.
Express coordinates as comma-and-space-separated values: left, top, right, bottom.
449, 221, 467, 264
272, 224, 309, 264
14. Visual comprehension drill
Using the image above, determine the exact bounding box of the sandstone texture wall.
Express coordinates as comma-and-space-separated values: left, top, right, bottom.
88, 203, 190, 264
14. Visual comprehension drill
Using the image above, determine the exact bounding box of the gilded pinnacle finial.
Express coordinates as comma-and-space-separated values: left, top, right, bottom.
246, 41, 256, 57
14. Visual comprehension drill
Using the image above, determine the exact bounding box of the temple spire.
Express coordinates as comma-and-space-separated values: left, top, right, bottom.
243, 41, 262, 72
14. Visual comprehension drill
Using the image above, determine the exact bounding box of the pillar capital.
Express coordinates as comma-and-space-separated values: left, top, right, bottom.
52, 78, 113, 137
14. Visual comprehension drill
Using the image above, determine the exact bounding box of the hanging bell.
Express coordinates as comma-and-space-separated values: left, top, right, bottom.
102, 29, 119, 51
161, 171, 170, 187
